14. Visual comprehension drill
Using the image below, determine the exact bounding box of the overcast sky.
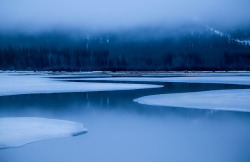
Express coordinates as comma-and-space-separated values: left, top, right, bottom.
0, 0, 250, 31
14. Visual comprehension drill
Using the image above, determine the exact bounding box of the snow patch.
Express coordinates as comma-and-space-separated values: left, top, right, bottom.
207, 26, 250, 46
235, 39, 250, 46
209, 27, 224, 37
134, 89, 250, 112
0, 74, 162, 96
0, 117, 87, 149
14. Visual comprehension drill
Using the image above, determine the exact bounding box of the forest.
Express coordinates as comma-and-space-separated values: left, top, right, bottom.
0, 26, 250, 71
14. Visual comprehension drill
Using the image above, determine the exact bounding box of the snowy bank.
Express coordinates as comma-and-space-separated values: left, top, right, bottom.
134, 89, 250, 112
0, 74, 162, 96
0, 117, 87, 149
78, 76, 250, 85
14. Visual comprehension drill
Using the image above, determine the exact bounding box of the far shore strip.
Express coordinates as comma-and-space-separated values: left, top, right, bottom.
72, 76, 250, 86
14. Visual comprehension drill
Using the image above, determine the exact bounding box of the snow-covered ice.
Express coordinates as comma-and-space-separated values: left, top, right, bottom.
0, 117, 87, 149
75, 76, 250, 85
134, 89, 250, 112
0, 74, 162, 96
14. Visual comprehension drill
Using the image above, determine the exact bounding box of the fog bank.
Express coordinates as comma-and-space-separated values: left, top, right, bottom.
0, 0, 250, 32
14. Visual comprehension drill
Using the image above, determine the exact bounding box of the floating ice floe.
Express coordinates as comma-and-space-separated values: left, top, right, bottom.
0, 117, 87, 149
76, 76, 250, 85
0, 74, 162, 96
134, 89, 250, 112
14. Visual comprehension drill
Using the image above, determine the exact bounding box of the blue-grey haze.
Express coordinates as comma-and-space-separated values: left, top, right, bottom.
0, 0, 250, 32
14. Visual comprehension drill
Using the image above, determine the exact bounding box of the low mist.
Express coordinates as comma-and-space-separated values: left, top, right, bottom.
0, 0, 250, 32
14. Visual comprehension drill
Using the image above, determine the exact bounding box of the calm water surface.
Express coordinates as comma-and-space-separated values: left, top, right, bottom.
0, 80, 250, 162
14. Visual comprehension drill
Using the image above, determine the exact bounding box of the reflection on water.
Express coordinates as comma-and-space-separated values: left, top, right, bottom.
0, 81, 250, 162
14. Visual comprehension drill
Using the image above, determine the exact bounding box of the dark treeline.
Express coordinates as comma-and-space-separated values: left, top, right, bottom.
0, 45, 250, 71
0, 26, 250, 71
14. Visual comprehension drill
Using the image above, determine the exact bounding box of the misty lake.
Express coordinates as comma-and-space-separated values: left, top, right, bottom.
1, 78, 250, 162
1, 0, 250, 160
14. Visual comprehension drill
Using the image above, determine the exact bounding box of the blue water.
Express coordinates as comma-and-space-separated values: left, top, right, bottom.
0, 80, 250, 162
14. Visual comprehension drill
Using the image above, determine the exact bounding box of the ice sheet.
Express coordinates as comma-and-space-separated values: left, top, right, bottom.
0, 117, 87, 149
0, 74, 161, 96
134, 89, 250, 112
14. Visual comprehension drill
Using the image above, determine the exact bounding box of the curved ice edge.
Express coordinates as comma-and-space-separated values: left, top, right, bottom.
72, 130, 88, 136
133, 89, 250, 113
0, 130, 87, 150
0, 74, 163, 97
0, 117, 88, 149
0, 84, 163, 97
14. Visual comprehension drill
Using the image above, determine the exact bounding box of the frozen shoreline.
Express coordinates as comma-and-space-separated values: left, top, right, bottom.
0, 73, 162, 96
134, 89, 250, 112
0, 117, 87, 149
2, 71, 250, 77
